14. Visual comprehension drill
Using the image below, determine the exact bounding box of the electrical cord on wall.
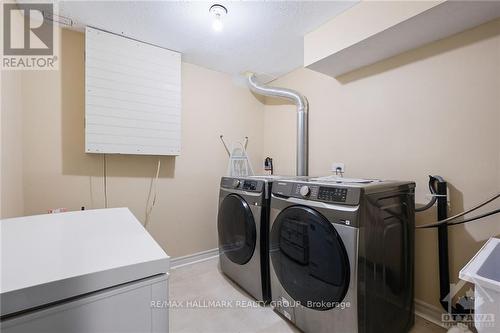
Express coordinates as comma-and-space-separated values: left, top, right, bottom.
420, 208, 500, 229
416, 192, 500, 229
144, 158, 161, 228
103, 154, 108, 208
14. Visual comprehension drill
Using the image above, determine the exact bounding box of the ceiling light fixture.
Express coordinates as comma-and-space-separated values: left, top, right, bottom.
209, 4, 227, 32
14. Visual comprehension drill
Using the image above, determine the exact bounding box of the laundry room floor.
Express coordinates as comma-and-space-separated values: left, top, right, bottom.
169, 257, 446, 333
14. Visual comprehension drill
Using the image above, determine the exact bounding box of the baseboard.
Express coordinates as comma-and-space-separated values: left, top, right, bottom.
415, 299, 447, 328
170, 248, 219, 269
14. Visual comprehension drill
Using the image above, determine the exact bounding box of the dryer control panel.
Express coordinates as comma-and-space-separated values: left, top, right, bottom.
220, 177, 265, 193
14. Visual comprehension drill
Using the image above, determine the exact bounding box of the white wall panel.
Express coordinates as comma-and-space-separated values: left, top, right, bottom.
85, 27, 181, 155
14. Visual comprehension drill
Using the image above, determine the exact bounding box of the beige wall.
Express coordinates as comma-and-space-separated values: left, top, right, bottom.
1, 70, 25, 218
1, 8, 25, 218
4, 28, 265, 258
264, 19, 500, 309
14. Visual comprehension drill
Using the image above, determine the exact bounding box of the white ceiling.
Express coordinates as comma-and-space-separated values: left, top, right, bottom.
57, 1, 358, 82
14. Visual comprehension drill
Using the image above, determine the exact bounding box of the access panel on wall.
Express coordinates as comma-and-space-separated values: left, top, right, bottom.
85, 27, 181, 155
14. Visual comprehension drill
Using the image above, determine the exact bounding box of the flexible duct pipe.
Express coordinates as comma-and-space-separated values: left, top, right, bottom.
246, 73, 309, 176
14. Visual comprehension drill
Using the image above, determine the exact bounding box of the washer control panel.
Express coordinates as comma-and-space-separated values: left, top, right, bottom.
293, 184, 347, 203
273, 181, 361, 206
294, 184, 319, 198
318, 187, 348, 203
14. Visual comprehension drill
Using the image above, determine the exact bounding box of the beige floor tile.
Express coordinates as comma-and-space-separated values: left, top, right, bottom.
169, 257, 446, 333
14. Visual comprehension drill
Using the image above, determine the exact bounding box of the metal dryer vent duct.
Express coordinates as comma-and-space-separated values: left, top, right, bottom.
246, 73, 309, 176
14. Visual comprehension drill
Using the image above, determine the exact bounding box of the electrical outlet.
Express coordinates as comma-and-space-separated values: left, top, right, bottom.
48, 208, 68, 214
331, 162, 345, 174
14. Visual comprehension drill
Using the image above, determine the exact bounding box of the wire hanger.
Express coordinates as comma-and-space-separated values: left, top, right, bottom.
220, 135, 248, 157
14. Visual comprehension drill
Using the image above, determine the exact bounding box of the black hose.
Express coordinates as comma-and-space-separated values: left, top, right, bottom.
414, 175, 495, 317
415, 175, 444, 212
415, 178, 437, 212
435, 180, 452, 314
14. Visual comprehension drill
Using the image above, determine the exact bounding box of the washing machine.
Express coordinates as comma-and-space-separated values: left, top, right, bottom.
269, 177, 415, 333
217, 176, 285, 302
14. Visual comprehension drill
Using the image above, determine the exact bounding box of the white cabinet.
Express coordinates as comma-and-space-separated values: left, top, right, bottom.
1, 275, 168, 333
0, 208, 170, 333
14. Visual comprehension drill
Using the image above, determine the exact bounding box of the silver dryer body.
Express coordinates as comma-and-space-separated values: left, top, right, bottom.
217, 176, 282, 302
269, 178, 415, 333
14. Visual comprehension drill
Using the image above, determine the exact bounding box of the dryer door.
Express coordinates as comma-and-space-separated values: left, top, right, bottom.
217, 194, 257, 265
270, 205, 350, 310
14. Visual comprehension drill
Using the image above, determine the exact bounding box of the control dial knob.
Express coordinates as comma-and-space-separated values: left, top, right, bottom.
299, 185, 311, 197
232, 179, 241, 188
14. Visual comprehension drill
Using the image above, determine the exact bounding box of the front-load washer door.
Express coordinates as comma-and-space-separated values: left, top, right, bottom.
217, 194, 257, 265
270, 205, 350, 310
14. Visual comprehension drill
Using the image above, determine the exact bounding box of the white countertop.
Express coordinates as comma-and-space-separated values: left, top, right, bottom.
0, 208, 169, 316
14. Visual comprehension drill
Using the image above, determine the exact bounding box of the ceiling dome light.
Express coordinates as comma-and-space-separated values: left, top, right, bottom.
209, 4, 227, 32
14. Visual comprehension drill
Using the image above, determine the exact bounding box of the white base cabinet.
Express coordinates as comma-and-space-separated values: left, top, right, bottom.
1, 208, 170, 333
1, 274, 169, 333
